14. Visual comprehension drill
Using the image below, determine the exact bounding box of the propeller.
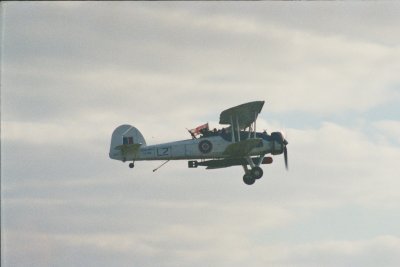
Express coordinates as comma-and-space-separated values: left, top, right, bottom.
282, 131, 289, 170
284, 145, 288, 170
271, 131, 289, 170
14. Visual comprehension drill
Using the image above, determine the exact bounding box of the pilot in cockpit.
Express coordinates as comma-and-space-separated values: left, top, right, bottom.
200, 128, 210, 137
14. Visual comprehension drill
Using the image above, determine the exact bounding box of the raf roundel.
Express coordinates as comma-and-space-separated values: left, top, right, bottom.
198, 140, 213, 154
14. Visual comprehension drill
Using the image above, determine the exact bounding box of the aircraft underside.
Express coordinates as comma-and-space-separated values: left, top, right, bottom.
188, 156, 274, 185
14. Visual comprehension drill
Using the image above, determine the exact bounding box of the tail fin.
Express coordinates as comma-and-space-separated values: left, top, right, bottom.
109, 124, 146, 161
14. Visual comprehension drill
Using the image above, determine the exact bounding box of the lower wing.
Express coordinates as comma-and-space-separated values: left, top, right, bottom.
223, 138, 263, 157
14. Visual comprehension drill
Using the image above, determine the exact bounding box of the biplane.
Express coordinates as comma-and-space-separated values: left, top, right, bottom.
109, 101, 288, 185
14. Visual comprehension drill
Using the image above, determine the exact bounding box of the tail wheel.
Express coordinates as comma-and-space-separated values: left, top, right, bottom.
243, 174, 255, 185
251, 166, 263, 179
129, 162, 134, 168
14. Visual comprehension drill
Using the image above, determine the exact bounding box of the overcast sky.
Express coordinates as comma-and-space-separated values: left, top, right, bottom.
1, 2, 400, 267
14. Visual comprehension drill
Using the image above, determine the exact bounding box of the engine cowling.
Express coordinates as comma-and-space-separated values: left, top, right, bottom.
270, 132, 285, 155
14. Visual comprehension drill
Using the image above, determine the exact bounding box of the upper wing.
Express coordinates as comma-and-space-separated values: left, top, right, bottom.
219, 101, 265, 130
223, 138, 263, 157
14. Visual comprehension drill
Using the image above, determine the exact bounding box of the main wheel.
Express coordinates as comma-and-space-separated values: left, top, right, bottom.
251, 166, 263, 179
243, 174, 255, 185
129, 162, 134, 168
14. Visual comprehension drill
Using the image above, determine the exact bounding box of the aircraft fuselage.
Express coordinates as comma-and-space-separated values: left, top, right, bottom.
110, 133, 284, 162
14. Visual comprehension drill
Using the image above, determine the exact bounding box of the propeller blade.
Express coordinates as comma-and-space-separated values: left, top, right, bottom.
284, 146, 289, 170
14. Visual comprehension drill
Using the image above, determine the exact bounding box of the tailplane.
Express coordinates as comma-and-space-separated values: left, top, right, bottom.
109, 124, 146, 161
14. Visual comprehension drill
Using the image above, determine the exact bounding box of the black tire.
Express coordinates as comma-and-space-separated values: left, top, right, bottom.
251, 166, 263, 179
243, 174, 255, 185
129, 162, 134, 168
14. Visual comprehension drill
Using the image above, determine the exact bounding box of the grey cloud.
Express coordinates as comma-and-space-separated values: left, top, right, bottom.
2, 3, 400, 267
184, 2, 400, 46
3, 2, 400, 123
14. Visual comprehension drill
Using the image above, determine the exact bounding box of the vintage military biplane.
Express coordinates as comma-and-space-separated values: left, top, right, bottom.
109, 101, 288, 185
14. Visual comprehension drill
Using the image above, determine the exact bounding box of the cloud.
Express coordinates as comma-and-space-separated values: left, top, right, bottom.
372, 120, 400, 145
256, 235, 400, 267
2, 2, 400, 267
5, 229, 400, 267
288, 122, 400, 208
2, 2, 400, 125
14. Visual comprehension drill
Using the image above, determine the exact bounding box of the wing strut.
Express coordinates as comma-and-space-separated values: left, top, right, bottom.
230, 116, 235, 142
253, 111, 257, 138
236, 116, 240, 142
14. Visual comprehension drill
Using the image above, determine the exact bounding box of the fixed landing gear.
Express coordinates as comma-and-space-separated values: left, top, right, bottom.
129, 162, 135, 168
243, 174, 255, 185
242, 166, 264, 185
251, 166, 263, 179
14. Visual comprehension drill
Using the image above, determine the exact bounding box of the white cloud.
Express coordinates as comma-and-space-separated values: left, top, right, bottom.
254, 236, 400, 267
288, 122, 400, 208
2, 3, 400, 267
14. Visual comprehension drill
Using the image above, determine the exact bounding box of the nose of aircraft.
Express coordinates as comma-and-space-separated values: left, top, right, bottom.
271, 131, 289, 170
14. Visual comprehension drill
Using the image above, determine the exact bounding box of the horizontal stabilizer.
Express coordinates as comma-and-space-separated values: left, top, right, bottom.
114, 143, 142, 156
223, 138, 263, 157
